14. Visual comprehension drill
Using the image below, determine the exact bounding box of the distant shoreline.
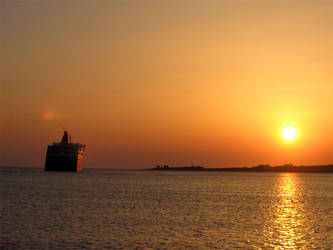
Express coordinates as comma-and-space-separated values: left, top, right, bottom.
1, 165, 332, 173
151, 165, 333, 173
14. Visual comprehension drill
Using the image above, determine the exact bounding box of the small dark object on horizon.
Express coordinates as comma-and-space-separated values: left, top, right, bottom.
153, 165, 205, 171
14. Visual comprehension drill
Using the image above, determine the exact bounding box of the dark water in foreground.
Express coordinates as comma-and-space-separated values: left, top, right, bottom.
1, 168, 333, 249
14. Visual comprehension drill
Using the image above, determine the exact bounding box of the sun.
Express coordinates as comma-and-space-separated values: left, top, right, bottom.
282, 126, 297, 141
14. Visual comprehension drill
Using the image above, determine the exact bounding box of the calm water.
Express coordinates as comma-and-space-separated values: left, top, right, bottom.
1, 168, 333, 249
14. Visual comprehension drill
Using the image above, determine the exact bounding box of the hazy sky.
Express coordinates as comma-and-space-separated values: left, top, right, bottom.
1, 0, 332, 168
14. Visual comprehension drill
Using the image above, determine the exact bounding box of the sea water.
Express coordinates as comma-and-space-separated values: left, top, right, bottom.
1, 168, 332, 249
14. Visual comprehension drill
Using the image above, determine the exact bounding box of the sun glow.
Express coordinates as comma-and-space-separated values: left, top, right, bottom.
42, 110, 53, 120
282, 126, 297, 141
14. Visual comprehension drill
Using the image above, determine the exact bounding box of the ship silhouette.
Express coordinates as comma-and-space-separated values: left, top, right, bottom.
45, 131, 85, 172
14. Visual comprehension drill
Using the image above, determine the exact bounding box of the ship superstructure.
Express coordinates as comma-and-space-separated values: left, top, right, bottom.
45, 131, 85, 172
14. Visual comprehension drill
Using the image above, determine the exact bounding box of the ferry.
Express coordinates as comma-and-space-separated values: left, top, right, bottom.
45, 131, 85, 172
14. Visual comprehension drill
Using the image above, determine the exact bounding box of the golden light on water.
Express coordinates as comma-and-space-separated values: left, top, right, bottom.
274, 174, 300, 247
264, 173, 313, 248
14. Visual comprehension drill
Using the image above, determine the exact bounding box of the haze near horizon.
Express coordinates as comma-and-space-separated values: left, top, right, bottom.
1, 0, 332, 168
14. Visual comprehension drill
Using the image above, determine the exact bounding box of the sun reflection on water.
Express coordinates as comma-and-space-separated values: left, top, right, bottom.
264, 173, 313, 248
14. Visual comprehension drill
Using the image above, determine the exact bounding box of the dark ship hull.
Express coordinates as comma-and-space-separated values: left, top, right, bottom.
45, 150, 84, 171
45, 131, 85, 172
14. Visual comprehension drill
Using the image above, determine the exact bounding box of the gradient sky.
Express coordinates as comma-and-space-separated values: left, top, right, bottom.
1, 0, 332, 168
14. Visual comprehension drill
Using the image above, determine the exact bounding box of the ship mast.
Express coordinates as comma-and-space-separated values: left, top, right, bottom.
61, 131, 71, 144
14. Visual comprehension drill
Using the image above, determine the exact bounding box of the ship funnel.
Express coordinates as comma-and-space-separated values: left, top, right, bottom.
61, 131, 71, 144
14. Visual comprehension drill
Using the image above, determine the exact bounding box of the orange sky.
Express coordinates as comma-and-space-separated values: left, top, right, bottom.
1, 0, 332, 168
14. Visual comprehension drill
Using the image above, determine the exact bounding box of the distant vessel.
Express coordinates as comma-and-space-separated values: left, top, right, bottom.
45, 131, 85, 172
